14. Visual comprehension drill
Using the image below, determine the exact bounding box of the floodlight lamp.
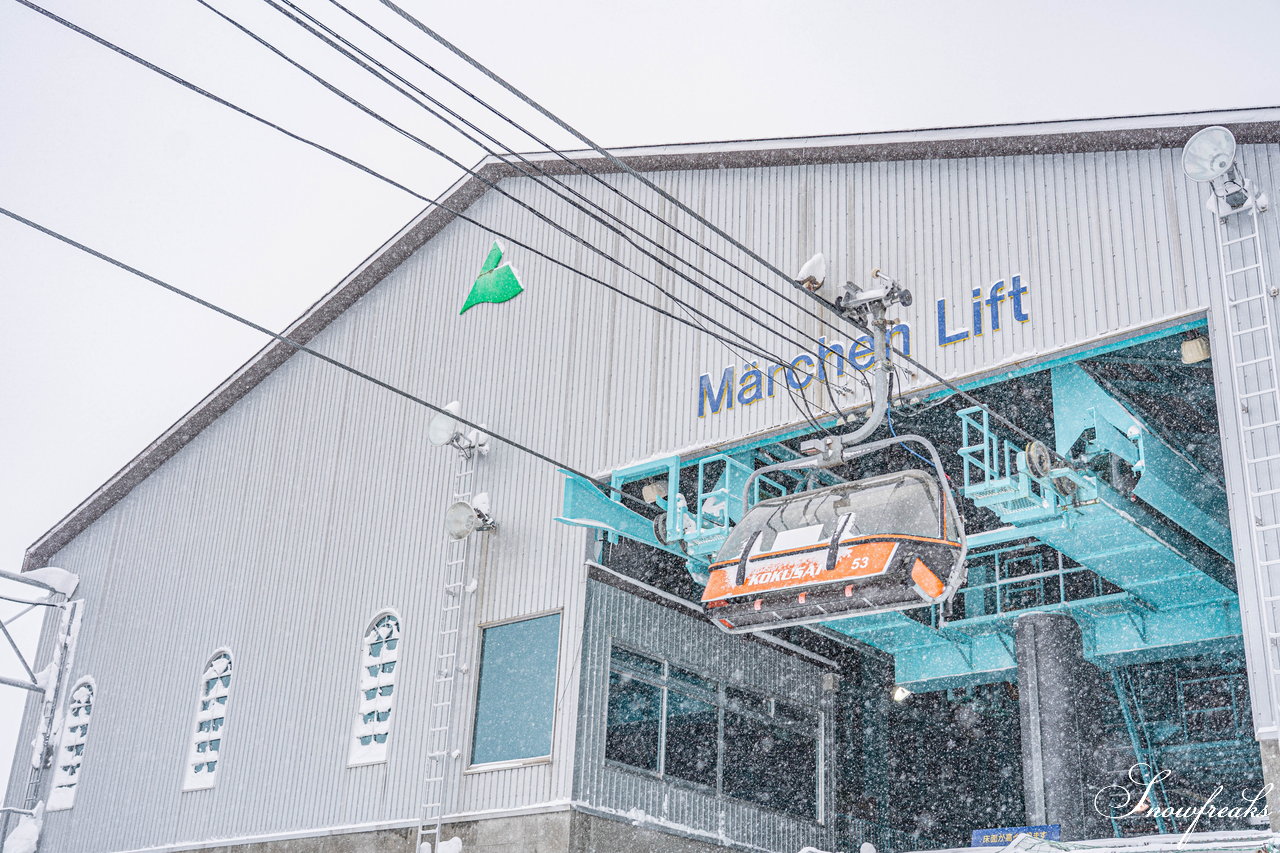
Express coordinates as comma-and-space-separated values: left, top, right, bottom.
445, 500, 496, 540
1182, 126, 1237, 183
428, 401, 464, 447
891, 685, 912, 703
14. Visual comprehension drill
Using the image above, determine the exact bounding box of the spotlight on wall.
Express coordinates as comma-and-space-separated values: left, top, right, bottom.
891, 685, 912, 703
429, 401, 465, 447
445, 499, 497, 540
1182, 125, 1258, 212
1182, 125, 1237, 183
428, 401, 488, 457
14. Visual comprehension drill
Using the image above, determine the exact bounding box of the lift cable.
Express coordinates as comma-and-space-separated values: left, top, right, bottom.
311, 0, 851, 357
376, 0, 838, 330
7, 0, 854, 423
193, 0, 835, 377
374, 0, 1071, 466
192, 0, 856, 438
6, 0, 863, 447
272, 0, 822, 350
254, 0, 857, 432
251, 0, 851, 434
0, 204, 684, 514
20, 0, 1050, 464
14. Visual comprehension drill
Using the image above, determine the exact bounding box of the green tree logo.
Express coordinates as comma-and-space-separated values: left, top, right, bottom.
460, 242, 523, 314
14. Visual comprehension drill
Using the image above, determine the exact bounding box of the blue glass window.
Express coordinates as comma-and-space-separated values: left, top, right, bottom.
471, 613, 561, 765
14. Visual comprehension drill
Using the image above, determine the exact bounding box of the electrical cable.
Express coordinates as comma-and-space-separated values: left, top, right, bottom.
14, 0, 904, 449
255, 0, 842, 436
195, 0, 855, 438
376, 0, 838, 327
0, 204, 690, 513
316, 0, 862, 431
293, 0, 838, 361
262, 0, 853, 436
374, 0, 1072, 466
7, 0, 845, 409
195, 0, 827, 377
886, 372, 941, 471
341, 0, 849, 348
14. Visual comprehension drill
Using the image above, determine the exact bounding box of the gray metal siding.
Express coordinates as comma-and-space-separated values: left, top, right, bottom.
14, 142, 1278, 851
574, 579, 838, 853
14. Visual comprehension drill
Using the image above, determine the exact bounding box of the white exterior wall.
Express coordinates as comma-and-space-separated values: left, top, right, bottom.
9, 136, 1280, 852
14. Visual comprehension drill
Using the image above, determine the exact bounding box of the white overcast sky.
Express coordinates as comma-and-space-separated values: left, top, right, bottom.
4, 0, 1280, 798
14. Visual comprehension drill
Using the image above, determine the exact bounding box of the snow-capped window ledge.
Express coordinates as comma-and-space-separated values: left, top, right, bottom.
348, 611, 401, 768
463, 755, 552, 774
46, 678, 95, 812
182, 650, 233, 792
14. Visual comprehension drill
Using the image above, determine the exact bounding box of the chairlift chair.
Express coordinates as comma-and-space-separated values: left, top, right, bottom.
701, 435, 966, 633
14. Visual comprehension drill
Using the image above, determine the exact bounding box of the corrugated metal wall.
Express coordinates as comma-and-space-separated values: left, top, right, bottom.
11, 141, 1276, 852
574, 579, 839, 853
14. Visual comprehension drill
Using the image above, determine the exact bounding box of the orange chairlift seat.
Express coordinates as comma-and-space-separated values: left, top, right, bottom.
702, 435, 966, 633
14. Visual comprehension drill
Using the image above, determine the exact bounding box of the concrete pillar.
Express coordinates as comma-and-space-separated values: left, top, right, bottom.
1015, 612, 1097, 840
1257, 738, 1280, 824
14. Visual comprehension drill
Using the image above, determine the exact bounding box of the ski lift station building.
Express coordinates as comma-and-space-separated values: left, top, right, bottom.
9, 107, 1280, 853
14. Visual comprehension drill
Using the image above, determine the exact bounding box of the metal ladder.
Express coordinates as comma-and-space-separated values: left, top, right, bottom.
416, 451, 475, 853
1213, 200, 1280, 737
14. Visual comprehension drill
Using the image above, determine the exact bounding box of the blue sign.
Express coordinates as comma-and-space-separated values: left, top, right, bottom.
971, 825, 1060, 847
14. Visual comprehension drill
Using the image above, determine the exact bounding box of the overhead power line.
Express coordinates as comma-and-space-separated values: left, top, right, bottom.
8, 0, 854, 408
304, 0, 842, 360
196, 0, 837, 380
8, 0, 874, 447
254, 0, 857, 432
376, 0, 1065, 459
0, 204, 642, 500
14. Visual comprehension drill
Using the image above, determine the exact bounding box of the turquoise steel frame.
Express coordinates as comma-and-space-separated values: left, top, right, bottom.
559, 319, 1240, 693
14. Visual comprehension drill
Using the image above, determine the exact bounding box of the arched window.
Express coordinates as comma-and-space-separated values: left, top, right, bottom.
183, 651, 232, 791
47, 679, 94, 811
349, 612, 400, 766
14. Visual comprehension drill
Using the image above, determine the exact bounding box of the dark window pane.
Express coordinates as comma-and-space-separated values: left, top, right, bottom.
669, 665, 716, 694
610, 647, 663, 676
774, 700, 817, 729
723, 711, 818, 818
606, 671, 661, 771
664, 691, 718, 787
726, 686, 770, 715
